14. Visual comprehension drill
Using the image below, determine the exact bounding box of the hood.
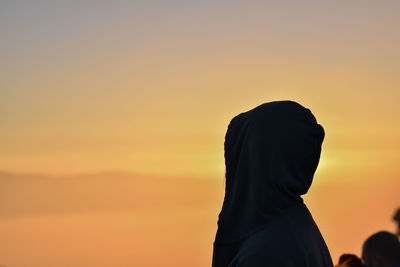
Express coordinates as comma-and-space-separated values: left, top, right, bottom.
215, 100, 325, 244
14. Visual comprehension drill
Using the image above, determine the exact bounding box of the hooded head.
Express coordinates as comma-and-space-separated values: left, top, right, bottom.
215, 101, 325, 244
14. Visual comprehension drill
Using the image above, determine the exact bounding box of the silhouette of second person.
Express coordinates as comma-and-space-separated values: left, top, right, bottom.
362, 231, 400, 267
212, 101, 333, 267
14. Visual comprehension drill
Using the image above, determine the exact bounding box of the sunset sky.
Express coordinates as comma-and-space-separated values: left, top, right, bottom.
1, 1, 400, 266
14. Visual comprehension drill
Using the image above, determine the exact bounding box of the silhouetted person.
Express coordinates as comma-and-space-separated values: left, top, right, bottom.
212, 101, 333, 267
362, 231, 400, 267
393, 208, 400, 237
336, 254, 364, 267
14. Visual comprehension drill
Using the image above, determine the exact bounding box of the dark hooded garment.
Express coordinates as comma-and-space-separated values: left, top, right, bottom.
212, 101, 333, 267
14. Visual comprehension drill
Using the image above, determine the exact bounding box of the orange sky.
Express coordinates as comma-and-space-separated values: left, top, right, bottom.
1, 1, 399, 266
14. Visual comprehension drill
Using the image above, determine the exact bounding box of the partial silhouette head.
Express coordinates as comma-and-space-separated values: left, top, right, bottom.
362, 231, 400, 267
393, 208, 400, 236
336, 254, 363, 267
215, 100, 325, 244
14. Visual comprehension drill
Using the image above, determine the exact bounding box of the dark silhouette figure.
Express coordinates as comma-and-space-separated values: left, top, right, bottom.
362, 231, 400, 267
212, 101, 333, 267
393, 208, 400, 237
336, 254, 364, 267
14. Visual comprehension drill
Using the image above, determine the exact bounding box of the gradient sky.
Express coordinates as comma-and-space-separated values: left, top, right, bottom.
1, 1, 400, 266
2, 1, 400, 177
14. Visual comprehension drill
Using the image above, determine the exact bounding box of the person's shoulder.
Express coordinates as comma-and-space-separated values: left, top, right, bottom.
229, 205, 334, 267
230, 251, 299, 267
230, 219, 304, 266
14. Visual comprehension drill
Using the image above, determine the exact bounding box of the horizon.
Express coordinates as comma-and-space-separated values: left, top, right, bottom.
1, 169, 399, 265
